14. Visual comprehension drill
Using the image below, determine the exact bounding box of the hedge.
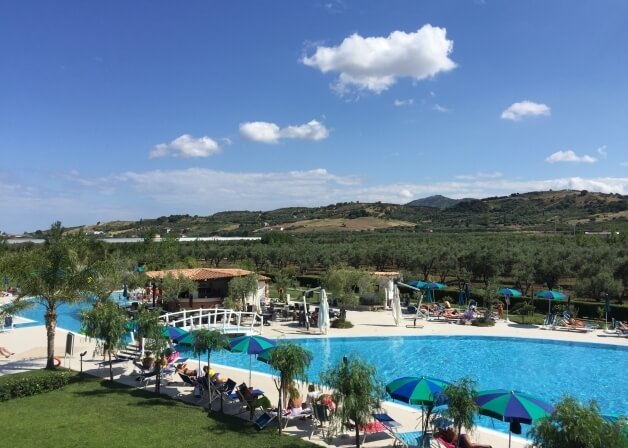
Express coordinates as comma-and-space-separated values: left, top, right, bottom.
0, 369, 73, 402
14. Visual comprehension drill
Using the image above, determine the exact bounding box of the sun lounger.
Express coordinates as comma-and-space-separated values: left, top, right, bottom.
254, 411, 277, 430
390, 430, 426, 447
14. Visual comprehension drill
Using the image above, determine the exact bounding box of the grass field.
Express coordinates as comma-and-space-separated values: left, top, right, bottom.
0, 373, 314, 448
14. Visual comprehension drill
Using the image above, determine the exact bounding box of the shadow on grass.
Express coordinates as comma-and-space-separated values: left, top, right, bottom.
71, 375, 178, 407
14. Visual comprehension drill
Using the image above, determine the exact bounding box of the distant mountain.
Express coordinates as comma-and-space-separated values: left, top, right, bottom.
24, 190, 628, 237
406, 195, 462, 209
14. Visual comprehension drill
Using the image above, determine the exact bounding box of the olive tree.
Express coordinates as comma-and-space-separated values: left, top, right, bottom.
226, 274, 258, 310
529, 396, 627, 448
322, 268, 373, 322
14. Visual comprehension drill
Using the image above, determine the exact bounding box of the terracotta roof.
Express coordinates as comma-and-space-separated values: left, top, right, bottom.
145, 268, 269, 281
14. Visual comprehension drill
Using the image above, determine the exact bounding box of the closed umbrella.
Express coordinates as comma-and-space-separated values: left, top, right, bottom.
228, 335, 276, 385
498, 288, 522, 323
392, 286, 402, 327
475, 389, 554, 448
318, 289, 331, 335
604, 294, 611, 330
386, 279, 395, 309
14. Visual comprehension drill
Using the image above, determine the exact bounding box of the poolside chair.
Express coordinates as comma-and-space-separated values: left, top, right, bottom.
389, 430, 425, 447
235, 387, 270, 420
310, 403, 334, 442
254, 411, 277, 430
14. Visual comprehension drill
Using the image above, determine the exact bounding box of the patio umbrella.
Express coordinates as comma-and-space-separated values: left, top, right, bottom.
318, 289, 331, 335
161, 325, 187, 341
392, 286, 403, 327
386, 376, 450, 446
386, 279, 395, 309
604, 294, 611, 330
475, 389, 554, 448
498, 288, 522, 323
228, 335, 276, 385
535, 290, 567, 315
420, 282, 446, 304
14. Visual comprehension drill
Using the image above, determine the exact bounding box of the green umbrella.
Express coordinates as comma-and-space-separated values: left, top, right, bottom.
386, 376, 450, 447
161, 326, 187, 341
475, 389, 554, 448
228, 335, 276, 385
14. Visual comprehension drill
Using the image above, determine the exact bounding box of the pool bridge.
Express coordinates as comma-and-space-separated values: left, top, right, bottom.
160, 308, 264, 336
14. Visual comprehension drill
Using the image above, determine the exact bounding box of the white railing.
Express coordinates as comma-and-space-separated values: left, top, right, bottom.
160, 308, 264, 335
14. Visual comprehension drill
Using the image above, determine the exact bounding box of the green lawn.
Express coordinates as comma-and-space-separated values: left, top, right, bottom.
0, 373, 315, 448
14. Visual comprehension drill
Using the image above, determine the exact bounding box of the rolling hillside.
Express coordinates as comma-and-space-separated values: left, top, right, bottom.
24, 190, 628, 237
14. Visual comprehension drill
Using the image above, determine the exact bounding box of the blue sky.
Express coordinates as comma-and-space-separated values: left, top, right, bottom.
2, 0, 628, 233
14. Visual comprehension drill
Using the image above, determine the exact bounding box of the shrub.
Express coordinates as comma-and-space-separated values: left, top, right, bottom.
0, 369, 73, 402
331, 319, 354, 329
471, 317, 495, 327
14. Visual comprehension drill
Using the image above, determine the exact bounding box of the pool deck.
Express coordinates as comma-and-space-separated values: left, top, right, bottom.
1, 304, 626, 448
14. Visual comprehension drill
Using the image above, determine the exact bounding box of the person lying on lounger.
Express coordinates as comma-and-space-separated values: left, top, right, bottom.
566, 317, 586, 327
0, 346, 15, 358
175, 363, 197, 377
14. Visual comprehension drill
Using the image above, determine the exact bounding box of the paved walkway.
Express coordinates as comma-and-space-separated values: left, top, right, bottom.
1, 308, 626, 448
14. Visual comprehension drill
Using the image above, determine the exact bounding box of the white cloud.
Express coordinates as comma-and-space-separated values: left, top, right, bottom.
4, 168, 628, 234
301, 25, 456, 93
621, 162, 628, 167
545, 150, 597, 164
596, 145, 607, 158
394, 99, 414, 107
149, 134, 221, 159
240, 120, 329, 144
455, 172, 503, 180
501, 101, 550, 121
433, 104, 449, 112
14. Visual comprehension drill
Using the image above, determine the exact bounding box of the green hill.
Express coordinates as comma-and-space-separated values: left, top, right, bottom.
27, 190, 628, 237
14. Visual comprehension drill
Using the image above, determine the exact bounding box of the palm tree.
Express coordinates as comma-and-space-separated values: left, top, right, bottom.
134, 306, 169, 394
81, 298, 128, 381
320, 354, 381, 448
443, 377, 478, 448
5, 222, 96, 369
267, 343, 311, 434
189, 328, 229, 413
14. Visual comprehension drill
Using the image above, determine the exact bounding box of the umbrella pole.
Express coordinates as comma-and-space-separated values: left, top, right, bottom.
509, 429, 512, 448
249, 355, 252, 386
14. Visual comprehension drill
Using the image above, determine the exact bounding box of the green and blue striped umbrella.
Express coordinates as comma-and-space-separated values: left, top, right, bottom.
475, 389, 554, 448
161, 325, 187, 341
386, 376, 450, 406
228, 335, 276, 385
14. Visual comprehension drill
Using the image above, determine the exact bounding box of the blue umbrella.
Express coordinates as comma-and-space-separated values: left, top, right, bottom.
228, 335, 276, 385
535, 290, 567, 314
499, 288, 522, 322
420, 282, 446, 304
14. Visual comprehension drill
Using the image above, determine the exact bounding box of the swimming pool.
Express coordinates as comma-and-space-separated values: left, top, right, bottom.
16, 301, 627, 436
179, 335, 627, 429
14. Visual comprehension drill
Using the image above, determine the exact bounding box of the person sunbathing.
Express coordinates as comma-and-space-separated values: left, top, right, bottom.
0, 346, 15, 358
616, 321, 628, 331
176, 363, 197, 377
566, 317, 585, 327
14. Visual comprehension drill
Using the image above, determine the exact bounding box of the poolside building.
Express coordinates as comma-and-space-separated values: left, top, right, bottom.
145, 268, 269, 310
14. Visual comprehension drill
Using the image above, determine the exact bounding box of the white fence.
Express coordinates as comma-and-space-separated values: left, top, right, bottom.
160, 308, 264, 335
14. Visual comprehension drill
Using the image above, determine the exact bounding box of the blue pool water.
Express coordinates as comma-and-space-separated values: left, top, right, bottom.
183, 336, 627, 417
16, 301, 627, 436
